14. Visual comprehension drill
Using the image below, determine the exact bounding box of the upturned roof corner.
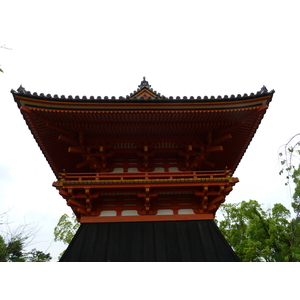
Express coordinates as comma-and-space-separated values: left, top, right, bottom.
10, 78, 275, 103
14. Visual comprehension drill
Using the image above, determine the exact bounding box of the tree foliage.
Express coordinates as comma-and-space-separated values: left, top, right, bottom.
279, 134, 300, 182
279, 134, 300, 213
54, 213, 80, 245
53, 213, 80, 259
26, 248, 52, 262
216, 200, 300, 261
278, 134, 300, 244
0, 236, 52, 262
0, 212, 52, 262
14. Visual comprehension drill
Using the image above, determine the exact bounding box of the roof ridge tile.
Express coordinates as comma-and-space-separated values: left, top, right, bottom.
11, 80, 275, 103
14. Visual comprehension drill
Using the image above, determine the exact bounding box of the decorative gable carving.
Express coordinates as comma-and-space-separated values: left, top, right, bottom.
130, 77, 162, 99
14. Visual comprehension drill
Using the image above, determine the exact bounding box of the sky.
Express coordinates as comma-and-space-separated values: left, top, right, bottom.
1, 0, 300, 267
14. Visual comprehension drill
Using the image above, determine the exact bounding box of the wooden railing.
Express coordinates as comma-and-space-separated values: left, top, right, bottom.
58, 170, 232, 181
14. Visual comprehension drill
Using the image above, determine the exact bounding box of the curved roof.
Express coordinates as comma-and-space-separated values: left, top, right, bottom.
11, 77, 274, 105
11, 78, 274, 177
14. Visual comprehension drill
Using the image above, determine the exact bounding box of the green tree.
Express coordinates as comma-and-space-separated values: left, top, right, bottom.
0, 234, 52, 262
54, 213, 80, 245
278, 135, 300, 258
215, 134, 300, 261
0, 212, 52, 262
216, 200, 300, 261
25, 248, 52, 262
53, 213, 80, 259
0, 235, 8, 261
279, 134, 300, 213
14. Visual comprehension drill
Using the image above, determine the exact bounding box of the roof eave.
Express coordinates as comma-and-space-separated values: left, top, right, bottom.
11, 86, 275, 105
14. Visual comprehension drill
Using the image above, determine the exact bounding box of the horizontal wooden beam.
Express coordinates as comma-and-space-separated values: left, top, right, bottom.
206, 145, 223, 152
68, 146, 86, 154
79, 214, 214, 223
56, 180, 235, 190
213, 134, 232, 145
58, 135, 79, 145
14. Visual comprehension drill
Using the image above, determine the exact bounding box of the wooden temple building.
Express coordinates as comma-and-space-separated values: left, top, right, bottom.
11, 78, 274, 261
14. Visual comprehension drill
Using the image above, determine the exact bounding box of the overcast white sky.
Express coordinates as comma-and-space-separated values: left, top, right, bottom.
1, 0, 300, 265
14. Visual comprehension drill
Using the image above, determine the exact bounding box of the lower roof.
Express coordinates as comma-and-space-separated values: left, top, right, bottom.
59, 220, 240, 262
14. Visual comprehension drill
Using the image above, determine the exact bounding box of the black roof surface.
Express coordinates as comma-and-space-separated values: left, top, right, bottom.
11, 77, 274, 104
60, 220, 240, 262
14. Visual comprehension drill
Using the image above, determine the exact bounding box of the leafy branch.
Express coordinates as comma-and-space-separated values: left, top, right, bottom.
279, 134, 300, 219
279, 133, 300, 185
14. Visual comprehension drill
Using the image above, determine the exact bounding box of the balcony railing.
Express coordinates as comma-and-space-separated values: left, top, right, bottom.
57, 170, 232, 182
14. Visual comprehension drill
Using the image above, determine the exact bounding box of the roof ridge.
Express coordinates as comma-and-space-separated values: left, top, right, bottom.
11, 80, 275, 102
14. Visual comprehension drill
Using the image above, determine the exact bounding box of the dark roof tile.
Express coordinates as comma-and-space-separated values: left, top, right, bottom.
11, 80, 275, 103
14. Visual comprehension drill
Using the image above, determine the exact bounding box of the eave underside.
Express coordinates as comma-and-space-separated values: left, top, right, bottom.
16, 104, 269, 176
